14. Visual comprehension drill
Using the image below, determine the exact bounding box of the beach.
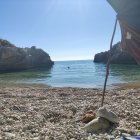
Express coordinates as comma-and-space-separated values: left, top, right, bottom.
0, 84, 140, 140
1, 0, 140, 139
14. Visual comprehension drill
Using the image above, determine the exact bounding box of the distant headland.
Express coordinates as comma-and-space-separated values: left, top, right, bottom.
94, 42, 137, 65
0, 39, 54, 71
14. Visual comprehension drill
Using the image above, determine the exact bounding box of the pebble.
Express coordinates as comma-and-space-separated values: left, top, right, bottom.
44, 136, 50, 140
121, 133, 131, 137
33, 137, 40, 140
43, 136, 53, 140
5, 132, 16, 138
97, 107, 119, 123
83, 117, 110, 133
57, 134, 67, 140
0, 86, 139, 139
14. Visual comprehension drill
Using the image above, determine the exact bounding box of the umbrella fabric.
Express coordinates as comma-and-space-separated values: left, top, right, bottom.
107, 0, 140, 64
119, 20, 140, 64
107, 0, 140, 32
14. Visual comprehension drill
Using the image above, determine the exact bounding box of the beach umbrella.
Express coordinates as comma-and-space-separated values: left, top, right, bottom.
101, 0, 140, 106
107, 0, 140, 64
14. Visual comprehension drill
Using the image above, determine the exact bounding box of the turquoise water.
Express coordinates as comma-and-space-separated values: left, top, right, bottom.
0, 60, 140, 88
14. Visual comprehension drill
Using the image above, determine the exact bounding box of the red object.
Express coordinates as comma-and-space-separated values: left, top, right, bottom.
81, 111, 96, 123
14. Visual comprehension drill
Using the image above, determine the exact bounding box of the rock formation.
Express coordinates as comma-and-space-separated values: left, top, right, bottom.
97, 107, 119, 123
94, 42, 137, 64
0, 39, 54, 71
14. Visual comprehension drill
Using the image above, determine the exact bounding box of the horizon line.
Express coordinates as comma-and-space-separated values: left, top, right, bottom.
54, 59, 93, 62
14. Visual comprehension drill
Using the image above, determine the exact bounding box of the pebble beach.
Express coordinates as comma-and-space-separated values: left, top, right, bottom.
0, 84, 140, 140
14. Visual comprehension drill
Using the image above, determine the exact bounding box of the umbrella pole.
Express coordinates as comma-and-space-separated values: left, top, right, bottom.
101, 17, 118, 107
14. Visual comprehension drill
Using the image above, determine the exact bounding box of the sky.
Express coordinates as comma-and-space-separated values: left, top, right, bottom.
0, 0, 121, 61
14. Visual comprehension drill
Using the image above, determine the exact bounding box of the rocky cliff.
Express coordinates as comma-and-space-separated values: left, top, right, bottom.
0, 39, 54, 71
94, 42, 137, 64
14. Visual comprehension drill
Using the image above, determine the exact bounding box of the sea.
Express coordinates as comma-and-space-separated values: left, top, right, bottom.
0, 60, 140, 88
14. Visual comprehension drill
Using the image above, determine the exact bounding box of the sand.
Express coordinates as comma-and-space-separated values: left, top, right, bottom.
0, 84, 140, 140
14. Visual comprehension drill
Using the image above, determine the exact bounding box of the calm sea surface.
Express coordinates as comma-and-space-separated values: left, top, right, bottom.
0, 60, 140, 88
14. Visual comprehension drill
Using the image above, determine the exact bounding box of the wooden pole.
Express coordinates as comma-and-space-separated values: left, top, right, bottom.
101, 17, 118, 107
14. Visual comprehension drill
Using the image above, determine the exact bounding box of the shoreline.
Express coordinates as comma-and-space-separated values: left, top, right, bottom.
0, 80, 140, 90
114, 82, 140, 90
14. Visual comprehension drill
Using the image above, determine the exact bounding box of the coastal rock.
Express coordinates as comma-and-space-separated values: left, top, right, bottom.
0, 39, 54, 71
94, 42, 137, 64
83, 117, 110, 133
97, 107, 119, 123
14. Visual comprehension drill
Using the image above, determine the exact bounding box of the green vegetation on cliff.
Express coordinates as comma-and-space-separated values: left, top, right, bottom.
0, 39, 16, 48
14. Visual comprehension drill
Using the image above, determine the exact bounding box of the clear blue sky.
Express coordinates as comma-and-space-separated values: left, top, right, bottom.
0, 0, 121, 61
